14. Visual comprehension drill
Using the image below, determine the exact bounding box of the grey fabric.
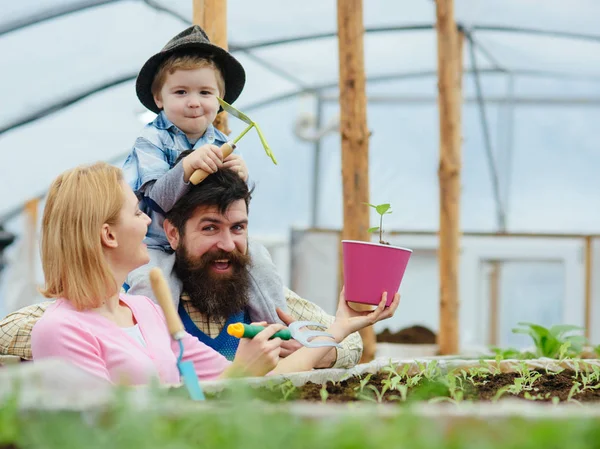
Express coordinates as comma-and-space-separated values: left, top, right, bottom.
126, 239, 287, 324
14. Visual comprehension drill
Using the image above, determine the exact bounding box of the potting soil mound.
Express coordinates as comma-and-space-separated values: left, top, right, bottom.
376, 325, 436, 344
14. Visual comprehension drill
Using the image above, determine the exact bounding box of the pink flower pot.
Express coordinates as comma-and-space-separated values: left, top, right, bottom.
342, 240, 412, 306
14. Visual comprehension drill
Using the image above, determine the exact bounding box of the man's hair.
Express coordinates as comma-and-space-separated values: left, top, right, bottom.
166, 168, 253, 235
40, 162, 124, 310
151, 53, 226, 100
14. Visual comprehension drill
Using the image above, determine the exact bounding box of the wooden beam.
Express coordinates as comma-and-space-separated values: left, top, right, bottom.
488, 261, 500, 346
435, 0, 463, 355
193, 0, 230, 134
584, 236, 593, 339
336, 0, 376, 363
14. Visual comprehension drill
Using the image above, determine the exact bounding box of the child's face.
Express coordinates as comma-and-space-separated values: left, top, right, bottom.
154, 67, 221, 141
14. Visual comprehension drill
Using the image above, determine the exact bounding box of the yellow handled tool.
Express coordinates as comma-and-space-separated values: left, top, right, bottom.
189, 97, 277, 185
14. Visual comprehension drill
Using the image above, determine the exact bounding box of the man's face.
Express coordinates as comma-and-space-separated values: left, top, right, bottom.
179, 200, 249, 273
170, 200, 251, 320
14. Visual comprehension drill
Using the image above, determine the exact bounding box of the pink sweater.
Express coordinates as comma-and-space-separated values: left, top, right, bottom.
31, 293, 231, 385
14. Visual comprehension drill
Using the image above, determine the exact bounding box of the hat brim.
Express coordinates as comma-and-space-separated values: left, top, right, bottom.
136, 42, 246, 114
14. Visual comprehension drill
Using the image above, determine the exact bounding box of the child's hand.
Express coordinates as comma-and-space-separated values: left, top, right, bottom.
182, 144, 223, 182
223, 154, 249, 182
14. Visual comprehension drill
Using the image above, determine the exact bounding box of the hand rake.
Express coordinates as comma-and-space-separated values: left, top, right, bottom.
227, 321, 341, 348
189, 97, 277, 185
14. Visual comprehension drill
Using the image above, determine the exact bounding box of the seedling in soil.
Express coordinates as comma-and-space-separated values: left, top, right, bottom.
320, 383, 329, 403
365, 384, 388, 403
490, 346, 523, 361
443, 373, 466, 402
416, 361, 442, 381
512, 322, 587, 358
278, 380, 297, 401
365, 202, 392, 245
524, 391, 552, 401
354, 373, 374, 396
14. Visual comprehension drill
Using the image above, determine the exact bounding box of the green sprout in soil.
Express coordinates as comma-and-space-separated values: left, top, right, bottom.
512, 322, 587, 359
365, 202, 392, 245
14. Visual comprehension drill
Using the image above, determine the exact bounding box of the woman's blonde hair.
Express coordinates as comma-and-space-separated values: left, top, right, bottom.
40, 162, 125, 310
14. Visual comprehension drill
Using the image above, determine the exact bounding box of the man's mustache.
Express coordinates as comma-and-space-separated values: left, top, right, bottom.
186, 248, 251, 270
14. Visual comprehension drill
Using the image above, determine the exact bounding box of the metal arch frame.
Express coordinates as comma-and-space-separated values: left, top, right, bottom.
2, 2, 600, 227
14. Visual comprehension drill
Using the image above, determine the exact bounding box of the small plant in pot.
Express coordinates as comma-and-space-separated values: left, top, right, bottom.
342, 202, 413, 307
367, 202, 392, 245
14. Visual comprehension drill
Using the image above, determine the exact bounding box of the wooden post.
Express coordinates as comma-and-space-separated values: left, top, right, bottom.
193, 0, 230, 135
584, 236, 593, 339
336, 0, 376, 362
488, 261, 500, 346
435, 0, 462, 355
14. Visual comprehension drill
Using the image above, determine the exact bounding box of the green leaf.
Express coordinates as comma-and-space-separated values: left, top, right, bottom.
367, 227, 380, 233
375, 203, 391, 216
549, 324, 584, 339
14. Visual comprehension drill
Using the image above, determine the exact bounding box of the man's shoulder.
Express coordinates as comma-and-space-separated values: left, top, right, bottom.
1, 301, 54, 325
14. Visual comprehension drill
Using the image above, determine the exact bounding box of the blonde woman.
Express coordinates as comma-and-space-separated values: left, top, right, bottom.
31, 162, 399, 385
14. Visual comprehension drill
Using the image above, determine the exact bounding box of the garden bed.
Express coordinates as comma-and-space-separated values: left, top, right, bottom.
203, 357, 600, 405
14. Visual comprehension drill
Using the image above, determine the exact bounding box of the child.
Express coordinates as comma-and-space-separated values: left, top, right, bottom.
122, 25, 287, 327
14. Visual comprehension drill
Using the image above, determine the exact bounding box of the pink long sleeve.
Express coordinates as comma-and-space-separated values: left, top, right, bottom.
31, 314, 111, 382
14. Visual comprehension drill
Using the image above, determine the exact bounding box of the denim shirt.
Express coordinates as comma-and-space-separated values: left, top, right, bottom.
123, 111, 228, 248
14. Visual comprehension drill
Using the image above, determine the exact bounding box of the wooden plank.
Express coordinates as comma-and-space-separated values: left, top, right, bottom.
435, 0, 463, 355
488, 261, 500, 346
193, 0, 230, 134
336, 0, 376, 362
585, 236, 593, 339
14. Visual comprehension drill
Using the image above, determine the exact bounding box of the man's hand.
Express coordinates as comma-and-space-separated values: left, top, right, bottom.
223, 154, 249, 182
182, 144, 223, 182
276, 307, 337, 369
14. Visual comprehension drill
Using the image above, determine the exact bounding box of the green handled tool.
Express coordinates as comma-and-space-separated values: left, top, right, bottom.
227, 321, 341, 348
228, 323, 292, 340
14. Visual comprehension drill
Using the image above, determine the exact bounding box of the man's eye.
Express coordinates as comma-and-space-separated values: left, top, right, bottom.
203, 225, 216, 231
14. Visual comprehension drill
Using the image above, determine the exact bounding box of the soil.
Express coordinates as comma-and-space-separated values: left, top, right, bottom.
268, 370, 600, 404
376, 325, 437, 344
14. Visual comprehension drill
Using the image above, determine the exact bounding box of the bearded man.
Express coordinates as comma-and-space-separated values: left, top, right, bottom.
126, 168, 362, 368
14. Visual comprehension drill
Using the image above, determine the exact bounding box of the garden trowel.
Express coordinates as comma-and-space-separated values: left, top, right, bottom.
227, 321, 341, 348
189, 97, 277, 184
149, 267, 205, 400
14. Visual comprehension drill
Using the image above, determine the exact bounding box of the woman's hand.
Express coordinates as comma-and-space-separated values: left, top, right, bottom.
230, 322, 284, 377
330, 288, 400, 339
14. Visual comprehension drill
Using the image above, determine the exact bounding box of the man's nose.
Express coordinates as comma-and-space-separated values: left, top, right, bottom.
216, 232, 236, 252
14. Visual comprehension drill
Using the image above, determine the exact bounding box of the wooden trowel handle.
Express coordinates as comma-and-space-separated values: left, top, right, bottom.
149, 267, 185, 339
189, 141, 236, 185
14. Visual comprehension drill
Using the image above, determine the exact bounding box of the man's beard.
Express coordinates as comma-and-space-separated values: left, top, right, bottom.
173, 245, 252, 322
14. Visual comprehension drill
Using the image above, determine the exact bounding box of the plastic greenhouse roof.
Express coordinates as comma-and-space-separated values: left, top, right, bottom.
2, 0, 600, 235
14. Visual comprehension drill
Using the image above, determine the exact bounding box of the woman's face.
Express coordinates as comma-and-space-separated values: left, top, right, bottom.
111, 182, 152, 271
